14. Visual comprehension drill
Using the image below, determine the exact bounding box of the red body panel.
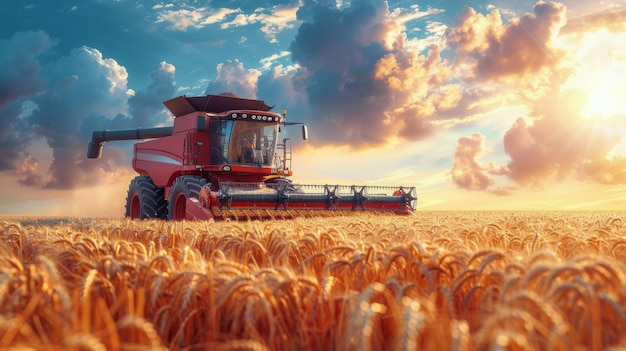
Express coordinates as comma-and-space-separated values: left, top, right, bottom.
133, 138, 185, 187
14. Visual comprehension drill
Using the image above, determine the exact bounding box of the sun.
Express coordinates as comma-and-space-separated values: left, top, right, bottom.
559, 29, 626, 121
580, 73, 623, 120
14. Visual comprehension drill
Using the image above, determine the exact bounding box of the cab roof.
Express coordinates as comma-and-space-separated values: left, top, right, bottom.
163, 94, 273, 117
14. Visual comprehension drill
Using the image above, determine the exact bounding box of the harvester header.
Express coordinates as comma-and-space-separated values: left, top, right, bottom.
87, 93, 417, 220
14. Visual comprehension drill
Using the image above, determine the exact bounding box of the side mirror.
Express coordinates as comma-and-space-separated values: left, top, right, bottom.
302, 125, 308, 140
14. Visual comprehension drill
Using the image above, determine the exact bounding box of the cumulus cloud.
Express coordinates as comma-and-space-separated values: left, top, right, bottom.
450, 132, 514, 196
501, 87, 626, 187
448, 1, 567, 82
450, 133, 495, 191
288, 0, 453, 148
204, 60, 261, 99
29, 47, 131, 148
79, 61, 176, 136
447, 7, 503, 55
0, 33, 178, 190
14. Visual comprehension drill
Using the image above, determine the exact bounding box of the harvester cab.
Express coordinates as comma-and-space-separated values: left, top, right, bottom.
87, 93, 417, 220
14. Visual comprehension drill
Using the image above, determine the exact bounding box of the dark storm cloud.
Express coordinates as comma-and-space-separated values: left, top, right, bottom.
0, 31, 53, 106
0, 32, 177, 190
288, 0, 440, 148
0, 31, 53, 171
30, 47, 131, 147
290, 0, 391, 146
28, 50, 176, 189
256, 65, 305, 110
0, 103, 33, 171
22, 46, 131, 189
127, 62, 176, 127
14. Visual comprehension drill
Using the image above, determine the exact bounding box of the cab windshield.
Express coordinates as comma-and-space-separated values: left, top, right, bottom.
210, 119, 278, 166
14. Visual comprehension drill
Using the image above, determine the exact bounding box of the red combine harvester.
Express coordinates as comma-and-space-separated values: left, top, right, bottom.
87, 93, 417, 220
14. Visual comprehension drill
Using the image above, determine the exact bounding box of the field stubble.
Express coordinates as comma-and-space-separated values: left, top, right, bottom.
0, 211, 625, 350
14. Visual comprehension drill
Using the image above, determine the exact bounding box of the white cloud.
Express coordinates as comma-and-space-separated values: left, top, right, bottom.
153, 3, 174, 10
156, 8, 206, 31
79, 47, 131, 106
384, 5, 444, 51
204, 60, 261, 99
155, 6, 239, 31
405, 21, 448, 53
221, 6, 299, 43
260, 51, 290, 70
201, 8, 241, 26
388, 5, 444, 25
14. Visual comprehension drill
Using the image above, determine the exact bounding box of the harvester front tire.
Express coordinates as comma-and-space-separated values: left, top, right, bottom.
125, 176, 167, 219
167, 176, 207, 221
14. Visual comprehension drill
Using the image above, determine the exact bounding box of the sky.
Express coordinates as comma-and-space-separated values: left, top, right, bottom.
1, 0, 625, 216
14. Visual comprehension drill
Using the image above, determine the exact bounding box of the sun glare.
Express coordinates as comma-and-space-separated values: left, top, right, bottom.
562, 30, 626, 121
580, 75, 622, 120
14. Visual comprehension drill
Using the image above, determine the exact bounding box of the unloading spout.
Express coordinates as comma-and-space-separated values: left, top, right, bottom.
87, 127, 173, 159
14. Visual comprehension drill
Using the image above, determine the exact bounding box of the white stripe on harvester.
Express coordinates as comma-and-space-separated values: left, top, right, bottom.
135, 152, 182, 165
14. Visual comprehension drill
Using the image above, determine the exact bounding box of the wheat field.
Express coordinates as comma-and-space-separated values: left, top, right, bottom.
1, 211, 625, 350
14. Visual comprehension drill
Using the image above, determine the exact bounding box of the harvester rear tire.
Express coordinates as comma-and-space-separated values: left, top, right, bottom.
167, 176, 207, 221
125, 176, 167, 219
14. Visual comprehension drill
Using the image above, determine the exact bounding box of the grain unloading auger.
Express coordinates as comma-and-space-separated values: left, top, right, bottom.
87, 93, 417, 221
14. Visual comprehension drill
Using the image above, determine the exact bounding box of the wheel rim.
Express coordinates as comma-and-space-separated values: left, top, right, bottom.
129, 194, 141, 219
173, 193, 186, 220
